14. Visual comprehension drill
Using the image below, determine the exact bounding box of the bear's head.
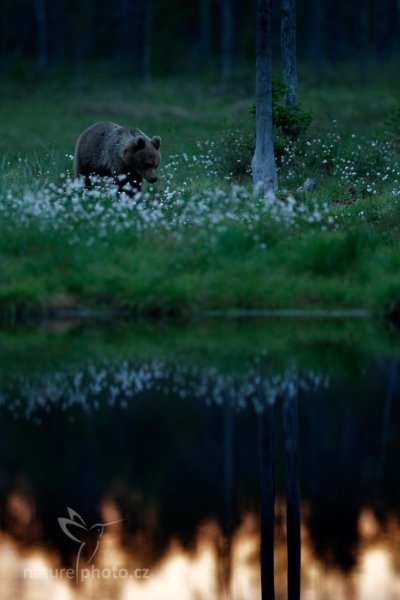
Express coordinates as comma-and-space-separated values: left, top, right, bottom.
122, 135, 161, 184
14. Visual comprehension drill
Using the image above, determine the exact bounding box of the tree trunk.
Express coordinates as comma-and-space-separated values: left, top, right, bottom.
81, 0, 93, 60
281, 0, 297, 105
356, 1, 368, 76
398, 0, 400, 34
0, 0, 10, 67
259, 404, 275, 600
200, 0, 211, 56
376, 359, 398, 490
143, 0, 154, 82
282, 393, 301, 600
376, 0, 393, 59
73, 0, 93, 86
220, 395, 234, 598
252, 0, 278, 198
310, 0, 324, 73
117, 0, 130, 61
221, 0, 233, 83
34, 0, 48, 71
116, 0, 142, 75
52, 0, 69, 65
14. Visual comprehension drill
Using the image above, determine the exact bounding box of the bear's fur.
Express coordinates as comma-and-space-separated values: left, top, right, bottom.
73, 121, 161, 194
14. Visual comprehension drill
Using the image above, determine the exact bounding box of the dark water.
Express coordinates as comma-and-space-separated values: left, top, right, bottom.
0, 320, 399, 599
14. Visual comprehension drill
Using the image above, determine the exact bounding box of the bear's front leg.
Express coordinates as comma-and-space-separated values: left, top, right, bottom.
116, 173, 142, 198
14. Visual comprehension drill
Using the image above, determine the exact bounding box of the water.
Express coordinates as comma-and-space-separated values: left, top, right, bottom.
0, 319, 399, 599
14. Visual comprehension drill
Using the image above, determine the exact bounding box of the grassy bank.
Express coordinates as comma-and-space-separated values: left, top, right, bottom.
2, 316, 398, 383
1, 67, 400, 319
1, 316, 399, 421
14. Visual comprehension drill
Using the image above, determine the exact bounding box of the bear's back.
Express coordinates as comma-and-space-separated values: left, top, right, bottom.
74, 122, 124, 176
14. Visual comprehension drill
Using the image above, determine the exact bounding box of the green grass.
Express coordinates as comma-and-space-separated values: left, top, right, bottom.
1, 66, 400, 320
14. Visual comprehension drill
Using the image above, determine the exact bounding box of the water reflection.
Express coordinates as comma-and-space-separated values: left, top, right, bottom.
0, 359, 328, 421
0, 321, 399, 599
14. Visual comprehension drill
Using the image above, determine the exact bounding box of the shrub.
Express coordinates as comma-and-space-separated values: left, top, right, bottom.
261, 77, 312, 140
221, 77, 312, 180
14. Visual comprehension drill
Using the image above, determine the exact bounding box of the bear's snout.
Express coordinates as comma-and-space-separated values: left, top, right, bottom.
147, 175, 158, 184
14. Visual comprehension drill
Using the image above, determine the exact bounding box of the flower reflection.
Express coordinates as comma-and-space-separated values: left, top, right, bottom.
0, 358, 328, 421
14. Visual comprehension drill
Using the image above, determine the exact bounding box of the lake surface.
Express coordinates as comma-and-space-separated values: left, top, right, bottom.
0, 319, 399, 599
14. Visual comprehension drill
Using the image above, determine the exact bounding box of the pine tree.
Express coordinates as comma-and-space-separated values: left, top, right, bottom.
251, 0, 278, 198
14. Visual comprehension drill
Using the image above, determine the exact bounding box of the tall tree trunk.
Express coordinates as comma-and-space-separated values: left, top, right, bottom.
330, 4, 345, 64
281, 0, 297, 105
376, 359, 398, 490
258, 404, 275, 600
116, 0, 141, 75
252, 0, 278, 198
0, 0, 10, 67
143, 0, 154, 82
398, 0, 400, 34
221, 0, 233, 83
310, 0, 324, 73
218, 395, 234, 598
74, 0, 93, 86
34, 0, 48, 71
376, 0, 393, 59
117, 0, 129, 61
81, 0, 93, 60
356, 1, 369, 81
200, 0, 211, 56
52, 0, 69, 65
282, 393, 301, 600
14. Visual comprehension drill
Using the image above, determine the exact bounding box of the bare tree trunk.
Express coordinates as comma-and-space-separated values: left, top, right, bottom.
221, 0, 233, 83
376, 0, 393, 59
259, 404, 275, 600
0, 0, 10, 67
117, 0, 129, 61
200, 0, 211, 56
281, 0, 297, 105
143, 0, 154, 82
74, 0, 93, 86
34, 0, 48, 71
398, 0, 400, 33
252, 0, 278, 198
356, 1, 369, 81
219, 396, 234, 598
282, 393, 301, 600
376, 359, 398, 490
116, 0, 141, 75
310, 0, 324, 74
81, 0, 93, 60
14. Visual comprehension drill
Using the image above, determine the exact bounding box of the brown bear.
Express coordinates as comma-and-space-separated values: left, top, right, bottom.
73, 121, 161, 194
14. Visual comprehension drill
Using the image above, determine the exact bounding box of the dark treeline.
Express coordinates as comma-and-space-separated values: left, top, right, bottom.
0, 0, 399, 78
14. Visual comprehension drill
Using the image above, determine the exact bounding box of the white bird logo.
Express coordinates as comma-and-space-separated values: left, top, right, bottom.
58, 507, 122, 581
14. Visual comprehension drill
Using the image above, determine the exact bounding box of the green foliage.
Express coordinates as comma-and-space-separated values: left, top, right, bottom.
222, 77, 312, 179
219, 119, 254, 180
251, 77, 313, 139
271, 76, 313, 161
288, 230, 377, 276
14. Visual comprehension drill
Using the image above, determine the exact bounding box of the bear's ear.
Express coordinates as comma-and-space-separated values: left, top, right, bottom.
133, 136, 146, 152
151, 136, 161, 150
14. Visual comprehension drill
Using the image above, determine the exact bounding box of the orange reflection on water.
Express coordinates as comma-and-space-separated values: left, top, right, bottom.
300, 508, 400, 600
0, 504, 400, 599
0, 516, 260, 600
355, 511, 400, 600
